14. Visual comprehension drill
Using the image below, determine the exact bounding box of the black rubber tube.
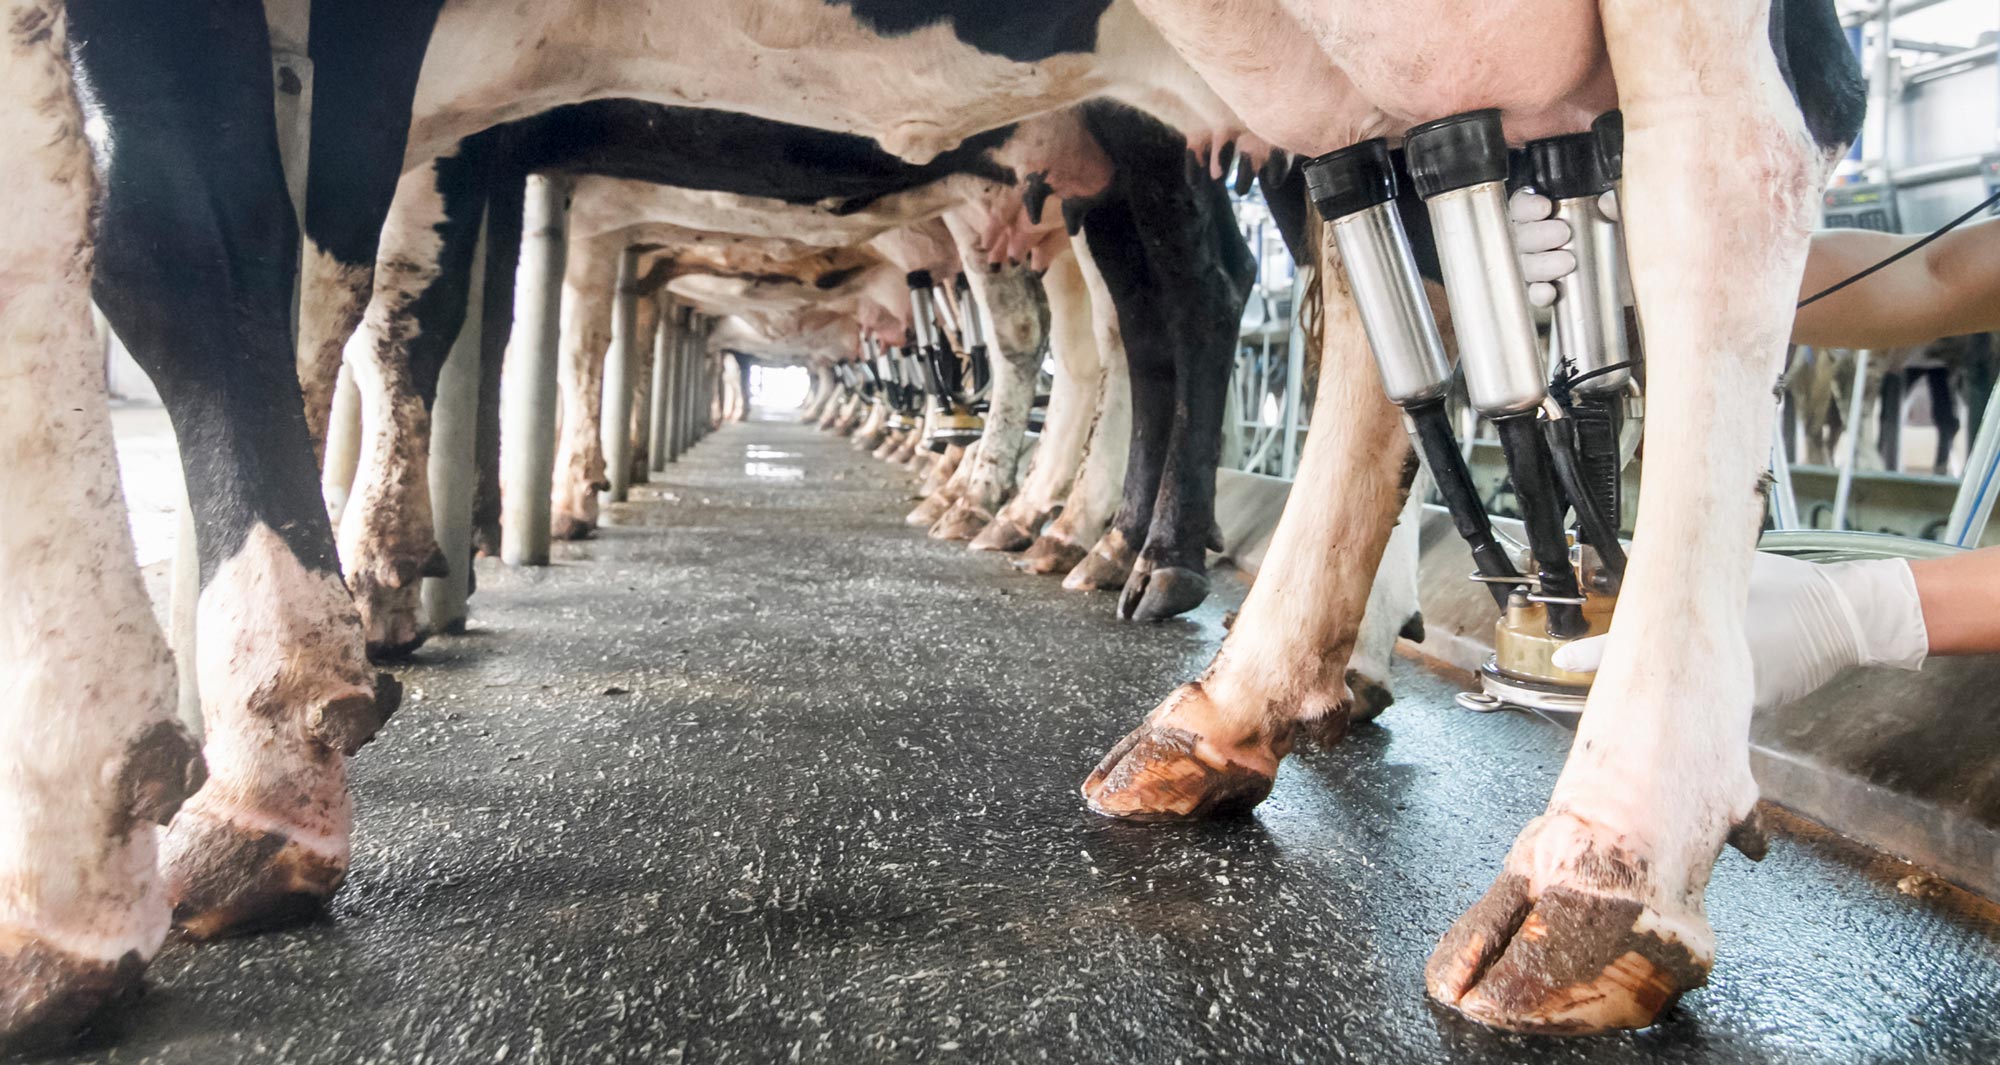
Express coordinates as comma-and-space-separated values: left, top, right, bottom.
1542, 415, 1627, 590
1409, 402, 1519, 609
1494, 415, 1589, 637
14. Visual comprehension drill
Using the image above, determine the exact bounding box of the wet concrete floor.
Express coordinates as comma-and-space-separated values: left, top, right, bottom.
49, 417, 2000, 1064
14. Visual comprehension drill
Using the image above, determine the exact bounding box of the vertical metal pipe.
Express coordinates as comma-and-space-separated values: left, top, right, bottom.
1282, 270, 1305, 478
170, 499, 201, 737
1769, 417, 1801, 530
1831, 349, 1872, 531
1945, 383, 2000, 546
600, 246, 640, 503
422, 210, 487, 633
499, 174, 567, 566
648, 298, 675, 472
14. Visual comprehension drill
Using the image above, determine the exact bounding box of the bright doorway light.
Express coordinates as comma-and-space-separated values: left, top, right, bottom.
750, 364, 812, 411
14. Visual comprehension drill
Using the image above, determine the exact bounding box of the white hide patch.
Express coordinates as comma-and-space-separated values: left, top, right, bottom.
184, 523, 374, 860
407, 0, 1241, 171
1044, 233, 1131, 547
0, 0, 180, 961
340, 162, 452, 646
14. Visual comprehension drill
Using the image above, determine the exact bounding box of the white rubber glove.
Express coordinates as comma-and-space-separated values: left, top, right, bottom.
1508, 189, 1574, 308
1551, 551, 1930, 713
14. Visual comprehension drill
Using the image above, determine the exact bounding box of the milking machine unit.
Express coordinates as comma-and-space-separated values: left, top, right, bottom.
868, 337, 916, 434
1302, 109, 1642, 718
955, 278, 992, 399
908, 270, 984, 452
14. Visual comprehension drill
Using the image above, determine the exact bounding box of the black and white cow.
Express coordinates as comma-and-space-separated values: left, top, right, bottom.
1079, 0, 1867, 1034
3, 3, 1258, 1045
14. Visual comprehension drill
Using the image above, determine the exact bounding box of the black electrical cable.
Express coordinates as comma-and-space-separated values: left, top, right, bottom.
1564, 360, 1635, 392
1797, 187, 2000, 309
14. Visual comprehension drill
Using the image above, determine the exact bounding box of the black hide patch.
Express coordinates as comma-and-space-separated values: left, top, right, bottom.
1770, 0, 1867, 152
505, 100, 1014, 210
829, 0, 1110, 64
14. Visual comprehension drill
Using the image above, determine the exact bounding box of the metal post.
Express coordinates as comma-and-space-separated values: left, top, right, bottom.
422, 209, 487, 633
1831, 348, 1871, 531
666, 309, 689, 462
1945, 385, 2000, 547
648, 298, 675, 472
499, 174, 568, 566
170, 499, 201, 737
1281, 270, 1306, 478
682, 316, 702, 452
600, 246, 640, 503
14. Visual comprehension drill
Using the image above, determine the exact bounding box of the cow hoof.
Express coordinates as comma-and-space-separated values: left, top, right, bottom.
1117, 564, 1209, 621
1080, 683, 1286, 821
550, 513, 595, 541
0, 939, 145, 1054
361, 602, 429, 661
1425, 812, 1712, 1034
1061, 530, 1134, 591
969, 516, 1035, 553
163, 803, 347, 940
1016, 533, 1087, 575
929, 501, 991, 542
1346, 668, 1395, 725
906, 493, 951, 528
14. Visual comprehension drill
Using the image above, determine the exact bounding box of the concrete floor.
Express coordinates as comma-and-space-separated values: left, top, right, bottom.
51, 416, 2000, 1064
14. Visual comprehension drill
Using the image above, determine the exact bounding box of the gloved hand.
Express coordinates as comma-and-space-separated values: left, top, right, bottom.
1551, 550, 1929, 712
1508, 188, 1621, 307
1509, 189, 1573, 308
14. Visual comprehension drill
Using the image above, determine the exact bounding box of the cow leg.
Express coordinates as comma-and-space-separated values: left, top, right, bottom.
1082, 232, 1410, 820
1061, 108, 1252, 613
339, 149, 491, 659
1426, 1, 1822, 1032
914, 443, 965, 508
1063, 193, 1172, 594
920, 439, 979, 525
626, 291, 660, 485
472, 173, 524, 559
297, 0, 444, 461
550, 238, 618, 540
1023, 234, 1132, 575
72, 0, 390, 942
933, 257, 1046, 541
976, 247, 1102, 552
1926, 366, 1958, 475
0, 5, 201, 1046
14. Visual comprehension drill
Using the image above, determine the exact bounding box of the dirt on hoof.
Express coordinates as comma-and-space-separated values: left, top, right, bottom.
929, 501, 991, 542
364, 623, 430, 663
1425, 875, 1710, 1034
969, 516, 1035, 553
906, 494, 951, 528
549, 513, 596, 542
1080, 724, 1278, 821
1016, 533, 1087, 575
307, 676, 400, 757
1117, 564, 1209, 621
166, 808, 346, 941
1345, 669, 1395, 724
0, 939, 146, 1055
1062, 532, 1135, 592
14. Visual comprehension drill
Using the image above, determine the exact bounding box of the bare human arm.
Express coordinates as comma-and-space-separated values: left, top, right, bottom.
1792, 216, 2000, 349
1909, 546, 2000, 656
